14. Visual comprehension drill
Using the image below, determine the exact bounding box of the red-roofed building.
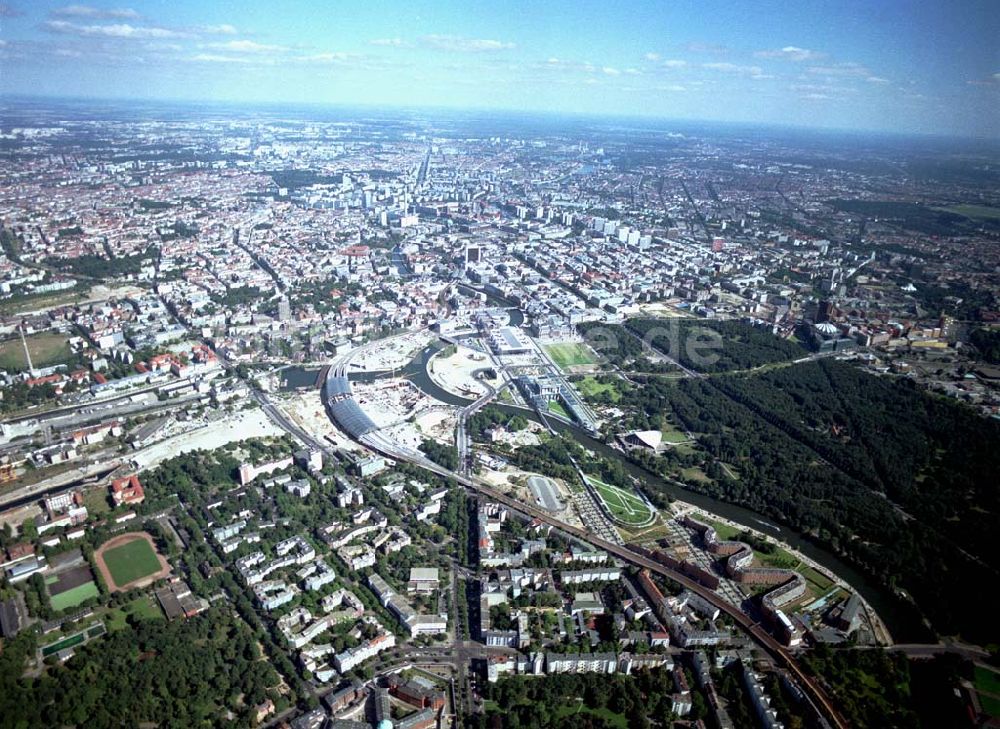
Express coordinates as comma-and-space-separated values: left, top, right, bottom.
70, 370, 90, 384
388, 676, 447, 711
110, 474, 145, 506
190, 345, 218, 364
26, 374, 64, 389
148, 354, 177, 371
4, 542, 35, 564
72, 421, 121, 446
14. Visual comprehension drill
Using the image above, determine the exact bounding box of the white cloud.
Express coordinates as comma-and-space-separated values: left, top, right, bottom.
802, 93, 831, 100
419, 34, 515, 52
967, 72, 1000, 87
602, 66, 620, 76
198, 24, 239, 35
41, 19, 188, 39
643, 52, 661, 61
755, 46, 825, 62
369, 38, 410, 47
204, 39, 288, 54
790, 83, 853, 97
684, 41, 729, 54
190, 53, 254, 64
807, 61, 871, 78
662, 59, 687, 68
541, 58, 598, 74
702, 62, 768, 78
300, 51, 362, 64
866, 76, 890, 84
624, 67, 641, 76
52, 5, 140, 20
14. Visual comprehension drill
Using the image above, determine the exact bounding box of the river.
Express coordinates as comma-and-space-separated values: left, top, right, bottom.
279, 366, 324, 391
351, 341, 928, 642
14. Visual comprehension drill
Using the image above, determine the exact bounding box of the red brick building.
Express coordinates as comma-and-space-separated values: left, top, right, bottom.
110, 474, 145, 506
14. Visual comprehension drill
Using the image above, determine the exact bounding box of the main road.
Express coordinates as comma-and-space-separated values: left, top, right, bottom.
455, 380, 511, 475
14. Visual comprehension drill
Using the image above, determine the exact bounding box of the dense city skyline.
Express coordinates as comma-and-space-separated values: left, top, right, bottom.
1, 0, 998, 138
1, 4, 999, 728
1, 96, 998, 728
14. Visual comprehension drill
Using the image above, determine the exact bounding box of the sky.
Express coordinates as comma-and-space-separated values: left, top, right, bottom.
0, 0, 998, 138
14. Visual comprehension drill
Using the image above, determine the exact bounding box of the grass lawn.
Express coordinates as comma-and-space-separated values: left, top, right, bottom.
0, 287, 87, 316
587, 476, 654, 526
619, 522, 671, 543
49, 580, 99, 612
0, 331, 72, 371
102, 538, 162, 586
548, 400, 571, 418
488, 698, 627, 728
82, 487, 111, 515
552, 702, 629, 728
976, 665, 1000, 697
544, 342, 596, 369
576, 375, 625, 402
933, 204, 1000, 222
799, 565, 835, 594
104, 595, 164, 631
980, 693, 1000, 719
681, 466, 711, 483
672, 442, 699, 456
704, 519, 743, 542
701, 517, 831, 595
661, 423, 690, 444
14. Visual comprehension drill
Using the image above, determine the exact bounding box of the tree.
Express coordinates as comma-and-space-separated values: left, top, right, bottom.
20, 517, 37, 541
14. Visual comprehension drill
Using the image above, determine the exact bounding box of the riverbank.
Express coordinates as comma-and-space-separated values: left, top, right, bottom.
353, 329, 925, 643
674, 501, 894, 646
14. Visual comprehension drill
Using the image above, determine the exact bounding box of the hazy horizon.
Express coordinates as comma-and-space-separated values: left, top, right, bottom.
0, 0, 998, 139
4, 92, 1000, 150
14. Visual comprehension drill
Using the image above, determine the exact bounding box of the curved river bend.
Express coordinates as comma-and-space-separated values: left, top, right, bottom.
292, 335, 929, 642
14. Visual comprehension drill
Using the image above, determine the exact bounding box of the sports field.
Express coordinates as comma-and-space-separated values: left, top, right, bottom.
49, 581, 100, 611
544, 342, 596, 369
977, 665, 1000, 695
0, 331, 72, 371
46, 564, 100, 611
96, 533, 168, 590
586, 476, 654, 526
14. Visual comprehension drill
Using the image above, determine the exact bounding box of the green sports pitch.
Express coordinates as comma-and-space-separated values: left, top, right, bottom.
49, 581, 99, 611
544, 342, 597, 369
103, 538, 162, 587
586, 477, 655, 526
